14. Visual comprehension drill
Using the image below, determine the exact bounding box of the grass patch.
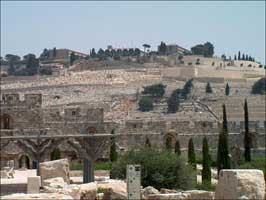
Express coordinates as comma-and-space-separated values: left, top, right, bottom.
195, 183, 216, 191
70, 163, 82, 170
70, 162, 112, 171
238, 158, 266, 180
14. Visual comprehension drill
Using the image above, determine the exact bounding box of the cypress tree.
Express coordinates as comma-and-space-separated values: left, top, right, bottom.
225, 83, 230, 96
245, 54, 249, 61
165, 136, 172, 151
222, 104, 228, 134
234, 55, 237, 60
202, 137, 211, 185
110, 130, 118, 162
244, 99, 251, 162
188, 138, 196, 169
238, 51, 241, 60
217, 104, 231, 174
175, 140, 181, 156
242, 53, 245, 60
206, 82, 213, 93
145, 137, 151, 148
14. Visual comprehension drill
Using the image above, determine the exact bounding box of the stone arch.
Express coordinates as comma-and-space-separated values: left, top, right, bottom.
18, 155, 30, 169
164, 131, 176, 149
0, 114, 13, 129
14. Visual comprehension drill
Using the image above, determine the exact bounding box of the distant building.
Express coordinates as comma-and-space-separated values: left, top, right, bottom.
158, 44, 191, 55
46, 48, 88, 61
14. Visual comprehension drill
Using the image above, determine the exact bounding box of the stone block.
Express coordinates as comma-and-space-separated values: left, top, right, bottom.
39, 158, 70, 186
215, 169, 265, 200
27, 176, 40, 194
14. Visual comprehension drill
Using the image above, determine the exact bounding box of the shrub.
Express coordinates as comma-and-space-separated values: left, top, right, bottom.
110, 134, 118, 162
142, 83, 166, 97
167, 89, 181, 113
181, 79, 194, 99
175, 140, 181, 156
110, 148, 195, 190
188, 62, 193, 66
139, 97, 153, 112
251, 78, 266, 95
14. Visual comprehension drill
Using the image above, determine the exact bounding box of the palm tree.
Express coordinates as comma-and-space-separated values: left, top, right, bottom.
143, 44, 151, 53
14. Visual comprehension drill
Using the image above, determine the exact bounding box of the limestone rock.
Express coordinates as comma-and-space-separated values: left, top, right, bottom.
43, 177, 66, 189
64, 182, 97, 200
39, 159, 70, 186
0, 170, 9, 178
143, 186, 160, 197
147, 193, 190, 200
160, 188, 178, 194
99, 179, 127, 200
183, 190, 214, 199
1, 193, 73, 199
215, 169, 265, 200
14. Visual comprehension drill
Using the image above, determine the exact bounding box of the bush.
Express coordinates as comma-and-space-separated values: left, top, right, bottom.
251, 78, 266, 95
205, 82, 213, 93
195, 183, 216, 191
110, 148, 195, 190
188, 62, 193, 66
142, 84, 166, 97
139, 97, 153, 112
167, 89, 181, 113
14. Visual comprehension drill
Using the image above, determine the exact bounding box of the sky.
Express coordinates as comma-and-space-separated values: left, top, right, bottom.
1, 1, 265, 64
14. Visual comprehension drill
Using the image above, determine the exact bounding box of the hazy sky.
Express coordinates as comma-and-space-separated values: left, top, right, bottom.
1, 1, 265, 64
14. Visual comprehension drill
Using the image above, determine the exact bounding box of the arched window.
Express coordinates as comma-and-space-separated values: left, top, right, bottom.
0, 114, 13, 129
19, 155, 30, 169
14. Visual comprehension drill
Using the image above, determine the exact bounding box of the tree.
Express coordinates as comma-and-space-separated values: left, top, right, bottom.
206, 82, 213, 93
251, 78, 266, 94
165, 136, 172, 151
225, 83, 230, 96
143, 44, 151, 53
24, 54, 39, 75
53, 47, 57, 57
5, 54, 21, 63
244, 99, 251, 162
70, 52, 77, 65
191, 44, 205, 56
202, 137, 211, 185
97, 48, 105, 60
203, 42, 214, 57
245, 54, 249, 61
217, 128, 230, 174
181, 79, 194, 99
134, 48, 141, 56
175, 140, 181, 156
158, 41, 167, 55
90, 48, 97, 58
188, 138, 196, 169
238, 51, 241, 60
142, 84, 166, 97
167, 89, 181, 113
40, 48, 49, 60
217, 104, 230, 174
242, 53, 245, 60
145, 137, 151, 148
222, 104, 228, 134
234, 55, 237, 60
221, 54, 226, 61
110, 130, 118, 162
138, 97, 153, 112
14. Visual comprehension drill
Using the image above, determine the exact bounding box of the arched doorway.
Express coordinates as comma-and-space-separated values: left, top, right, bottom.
0, 114, 13, 129
50, 148, 61, 160
19, 155, 30, 169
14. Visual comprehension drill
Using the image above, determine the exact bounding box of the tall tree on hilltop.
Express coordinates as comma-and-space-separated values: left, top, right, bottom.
245, 54, 249, 61
244, 99, 251, 162
202, 137, 211, 185
217, 104, 231, 174
225, 83, 230, 96
242, 53, 245, 60
238, 51, 241, 60
158, 41, 167, 55
175, 140, 181, 156
110, 130, 118, 162
188, 138, 196, 169
234, 55, 237, 60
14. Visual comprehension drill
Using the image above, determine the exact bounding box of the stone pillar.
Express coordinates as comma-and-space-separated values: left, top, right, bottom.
83, 158, 94, 183
27, 176, 41, 194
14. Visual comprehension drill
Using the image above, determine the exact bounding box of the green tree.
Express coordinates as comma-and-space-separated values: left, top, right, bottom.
242, 53, 245, 60
24, 54, 39, 75
110, 130, 118, 162
70, 52, 77, 65
217, 104, 230, 174
238, 51, 241, 60
167, 89, 181, 113
138, 97, 153, 112
206, 82, 213, 93
203, 42, 214, 57
53, 47, 56, 57
175, 140, 181, 156
142, 84, 166, 97
188, 138, 196, 169
50, 148, 61, 160
245, 54, 249, 61
181, 79, 194, 99
165, 136, 172, 151
221, 54, 226, 61
143, 44, 151, 53
158, 41, 167, 55
251, 78, 266, 94
202, 137, 211, 185
110, 148, 195, 190
225, 83, 230, 96
191, 44, 205, 55
234, 55, 237, 60
244, 99, 251, 162
145, 137, 151, 148
90, 48, 97, 58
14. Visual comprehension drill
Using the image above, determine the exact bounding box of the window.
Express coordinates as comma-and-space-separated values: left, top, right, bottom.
72, 111, 76, 116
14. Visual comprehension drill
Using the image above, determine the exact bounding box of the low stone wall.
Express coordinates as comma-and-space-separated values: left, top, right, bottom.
0, 183, 27, 196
